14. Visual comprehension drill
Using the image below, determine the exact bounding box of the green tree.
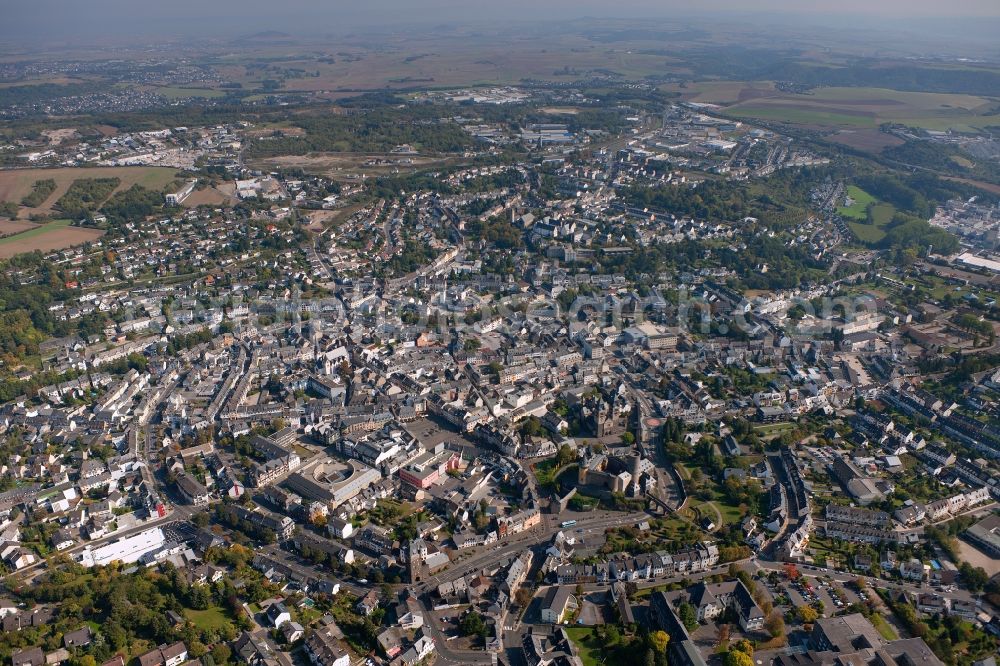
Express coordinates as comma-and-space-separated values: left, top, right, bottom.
724, 650, 754, 666
678, 602, 699, 631
211, 644, 231, 665
650, 629, 670, 654
459, 611, 486, 637
731, 639, 753, 657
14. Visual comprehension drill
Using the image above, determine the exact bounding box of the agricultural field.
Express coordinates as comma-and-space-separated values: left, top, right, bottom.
0, 218, 104, 258
246, 37, 682, 92
825, 129, 905, 153
715, 84, 998, 132
0, 220, 41, 237
0, 166, 178, 217
141, 86, 227, 99
663, 80, 777, 105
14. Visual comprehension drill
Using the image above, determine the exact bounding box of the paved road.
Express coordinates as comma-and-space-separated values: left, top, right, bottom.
751, 559, 980, 606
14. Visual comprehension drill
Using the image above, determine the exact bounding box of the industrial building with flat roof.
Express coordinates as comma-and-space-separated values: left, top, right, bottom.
964, 513, 1000, 558
75, 527, 166, 567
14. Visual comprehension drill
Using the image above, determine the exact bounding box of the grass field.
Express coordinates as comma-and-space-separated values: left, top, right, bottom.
870, 203, 895, 226
839, 186, 895, 244
727, 104, 877, 127
753, 422, 797, 437
183, 607, 231, 631
563, 627, 608, 666
0, 218, 104, 258
0, 166, 178, 216
848, 222, 886, 244
718, 84, 998, 132
838, 186, 876, 220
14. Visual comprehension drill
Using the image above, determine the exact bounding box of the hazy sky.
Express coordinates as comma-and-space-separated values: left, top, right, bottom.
3, 0, 999, 43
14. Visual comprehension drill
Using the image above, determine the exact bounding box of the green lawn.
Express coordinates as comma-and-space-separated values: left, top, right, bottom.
753, 422, 796, 437
184, 606, 231, 631
838, 186, 876, 220
870, 203, 895, 226
716, 501, 745, 527
848, 222, 886, 244
564, 627, 607, 666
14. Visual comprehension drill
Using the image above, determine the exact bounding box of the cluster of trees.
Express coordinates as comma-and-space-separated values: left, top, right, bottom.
885, 591, 998, 665
166, 328, 214, 355
716, 235, 828, 290
879, 215, 960, 254
0, 201, 20, 219
245, 108, 472, 158
458, 610, 488, 638
952, 313, 995, 340
100, 184, 168, 228
0, 309, 47, 363
297, 539, 398, 584
462, 167, 526, 193
384, 239, 438, 277
0, 254, 83, 362
722, 639, 755, 666
464, 215, 524, 249
54, 178, 121, 219
620, 179, 755, 222
678, 601, 699, 630
576, 623, 668, 666
3, 560, 262, 666
21, 179, 57, 207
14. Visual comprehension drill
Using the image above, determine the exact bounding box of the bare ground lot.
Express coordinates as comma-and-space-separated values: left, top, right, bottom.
182, 186, 233, 208
956, 538, 1000, 577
